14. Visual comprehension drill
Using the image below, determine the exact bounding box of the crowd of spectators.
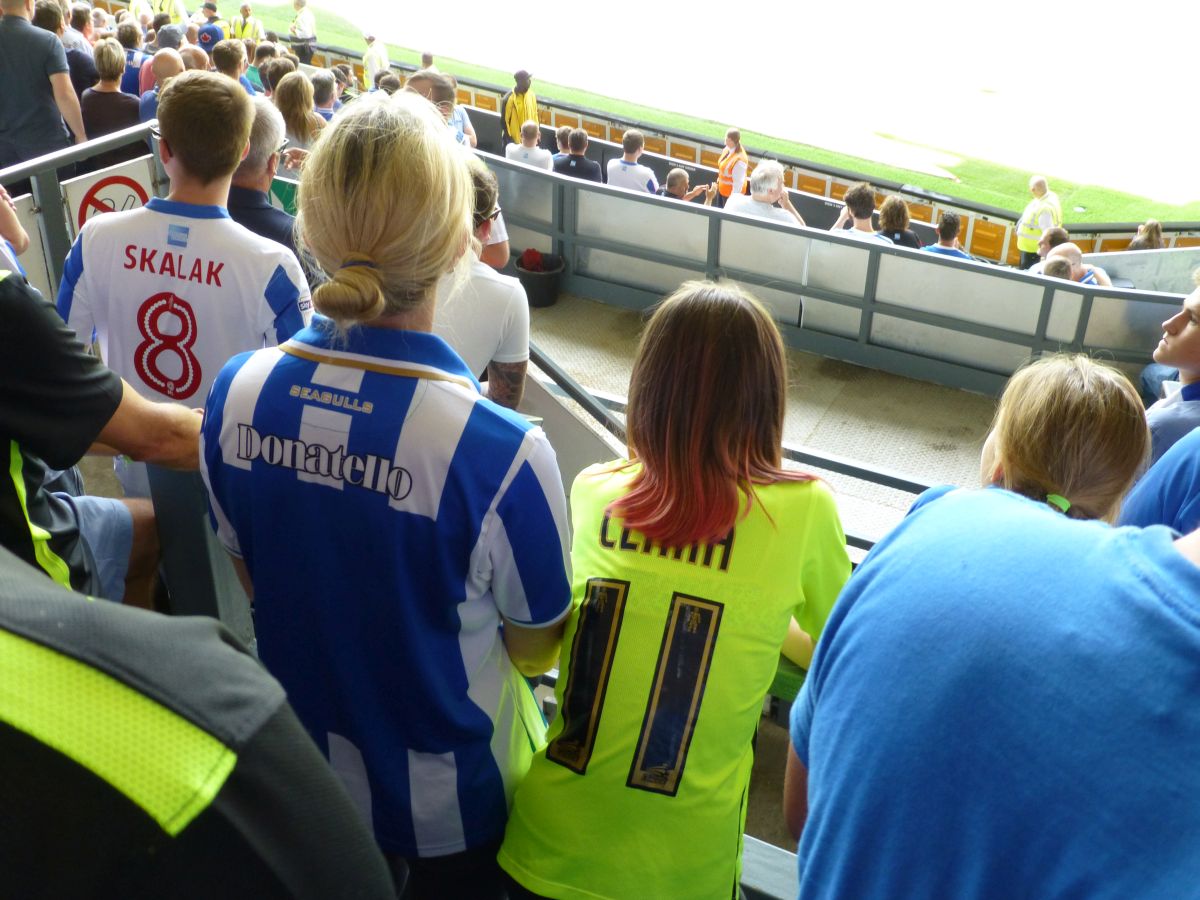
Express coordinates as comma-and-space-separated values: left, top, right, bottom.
3, 6, 1200, 898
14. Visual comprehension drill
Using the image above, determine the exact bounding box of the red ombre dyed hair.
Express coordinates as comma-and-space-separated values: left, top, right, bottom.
612, 281, 814, 547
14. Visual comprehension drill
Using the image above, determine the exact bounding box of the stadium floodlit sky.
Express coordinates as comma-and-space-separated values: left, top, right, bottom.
337, 0, 1199, 205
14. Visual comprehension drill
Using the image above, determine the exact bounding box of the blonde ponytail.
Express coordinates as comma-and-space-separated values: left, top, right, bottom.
296, 92, 473, 328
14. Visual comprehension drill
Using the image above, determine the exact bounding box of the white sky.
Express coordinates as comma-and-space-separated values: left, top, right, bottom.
325, 0, 1200, 206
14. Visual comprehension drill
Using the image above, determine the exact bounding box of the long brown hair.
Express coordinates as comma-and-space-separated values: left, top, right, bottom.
274, 71, 324, 145
612, 281, 813, 546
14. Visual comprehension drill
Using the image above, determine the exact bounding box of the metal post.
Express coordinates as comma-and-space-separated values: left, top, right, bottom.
30, 168, 72, 288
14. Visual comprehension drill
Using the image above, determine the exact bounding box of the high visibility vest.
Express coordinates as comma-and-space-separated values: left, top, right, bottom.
1016, 191, 1062, 253
717, 147, 749, 197
152, 0, 182, 24
231, 15, 261, 39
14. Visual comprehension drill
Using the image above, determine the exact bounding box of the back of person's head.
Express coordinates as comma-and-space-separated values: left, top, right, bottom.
116, 20, 140, 49
1042, 258, 1072, 280
150, 47, 184, 87
211, 38, 246, 77
151, 11, 171, 31
242, 37, 256, 59
665, 168, 687, 192
937, 211, 960, 242
879, 195, 910, 232
421, 50, 434, 67
93, 36, 126, 81
1136, 219, 1164, 250
180, 45, 210, 71
333, 64, 353, 92
377, 72, 401, 95
615, 281, 813, 546
311, 68, 335, 106
69, 2, 90, 32
749, 160, 784, 196
234, 95, 285, 181
1047, 241, 1083, 267
32, 0, 63, 33
985, 354, 1148, 522
429, 77, 455, 106
844, 182, 876, 221
622, 129, 645, 155
406, 69, 445, 100
253, 41, 277, 64
283, 51, 300, 67
466, 155, 499, 234
185, 22, 199, 43
568, 128, 587, 154
158, 70, 253, 184
297, 92, 473, 329
261, 56, 295, 92
520, 120, 539, 143
555, 124, 571, 151
156, 22, 185, 49
274, 71, 322, 142
1042, 226, 1069, 250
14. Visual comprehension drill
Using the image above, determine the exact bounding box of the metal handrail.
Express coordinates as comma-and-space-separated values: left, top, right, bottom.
0, 121, 154, 184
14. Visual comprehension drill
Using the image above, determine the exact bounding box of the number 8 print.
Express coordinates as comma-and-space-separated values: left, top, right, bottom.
547, 578, 724, 796
134, 291, 202, 399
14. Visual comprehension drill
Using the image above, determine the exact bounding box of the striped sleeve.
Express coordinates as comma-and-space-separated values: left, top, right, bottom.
260, 255, 312, 346
488, 429, 571, 626
56, 232, 94, 341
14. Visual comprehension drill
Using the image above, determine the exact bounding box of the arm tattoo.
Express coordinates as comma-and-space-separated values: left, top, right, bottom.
486, 360, 527, 410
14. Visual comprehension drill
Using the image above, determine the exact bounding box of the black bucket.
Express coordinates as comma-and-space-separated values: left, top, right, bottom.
515, 253, 564, 308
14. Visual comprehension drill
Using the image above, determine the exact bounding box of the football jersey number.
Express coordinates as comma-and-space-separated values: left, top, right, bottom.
134, 292, 202, 399
547, 577, 724, 797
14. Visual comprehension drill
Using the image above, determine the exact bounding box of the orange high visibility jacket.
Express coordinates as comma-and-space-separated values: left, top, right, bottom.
717, 147, 749, 197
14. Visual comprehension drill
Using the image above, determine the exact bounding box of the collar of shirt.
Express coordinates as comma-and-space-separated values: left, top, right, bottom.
1181, 381, 1200, 403
226, 186, 273, 210
290, 316, 480, 389
146, 197, 230, 219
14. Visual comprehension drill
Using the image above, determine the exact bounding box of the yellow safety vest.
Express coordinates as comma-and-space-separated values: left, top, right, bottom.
1016, 191, 1063, 253
152, 0, 182, 24
717, 147, 749, 197
230, 15, 261, 39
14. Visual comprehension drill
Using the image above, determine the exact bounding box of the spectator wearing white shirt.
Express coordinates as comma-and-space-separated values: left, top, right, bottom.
505, 120, 552, 170
62, 2, 93, 56
288, 0, 315, 63
605, 129, 658, 193
725, 160, 805, 226
435, 159, 530, 410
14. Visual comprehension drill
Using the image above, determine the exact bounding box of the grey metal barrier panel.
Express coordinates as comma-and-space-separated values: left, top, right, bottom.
472, 108, 505, 155
1081, 246, 1200, 294
479, 151, 1180, 395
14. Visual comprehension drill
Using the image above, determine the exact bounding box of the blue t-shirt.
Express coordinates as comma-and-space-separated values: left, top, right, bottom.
200, 319, 572, 858
922, 243, 971, 259
121, 48, 148, 96
138, 88, 159, 123
1120, 425, 1200, 534
792, 486, 1200, 899
1145, 381, 1200, 465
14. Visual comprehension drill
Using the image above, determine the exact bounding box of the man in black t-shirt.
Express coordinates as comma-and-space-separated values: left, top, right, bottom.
551, 128, 603, 183
0, 270, 199, 602
0, 543, 396, 898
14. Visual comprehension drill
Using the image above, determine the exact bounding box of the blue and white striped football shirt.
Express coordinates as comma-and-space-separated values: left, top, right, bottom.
200, 317, 572, 857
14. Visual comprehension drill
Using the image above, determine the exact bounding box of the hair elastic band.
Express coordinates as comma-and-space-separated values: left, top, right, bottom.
339, 259, 379, 270
1046, 494, 1071, 513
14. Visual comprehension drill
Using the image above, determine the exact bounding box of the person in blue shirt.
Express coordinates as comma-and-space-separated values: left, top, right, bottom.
201, 92, 571, 900
1138, 277, 1200, 463
1120, 426, 1200, 534
784, 355, 1198, 900
921, 210, 972, 260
